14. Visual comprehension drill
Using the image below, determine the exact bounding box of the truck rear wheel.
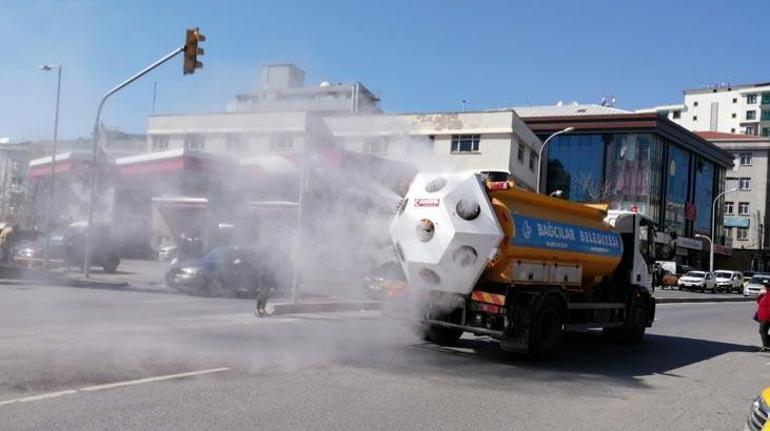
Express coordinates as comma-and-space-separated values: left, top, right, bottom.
528, 298, 564, 357
624, 302, 647, 343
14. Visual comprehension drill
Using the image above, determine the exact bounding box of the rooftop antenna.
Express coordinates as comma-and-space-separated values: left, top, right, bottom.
600, 94, 616, 107
461, 99, 467, 112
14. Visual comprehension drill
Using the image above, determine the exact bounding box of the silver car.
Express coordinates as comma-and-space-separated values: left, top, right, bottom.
744, 274, 770, 297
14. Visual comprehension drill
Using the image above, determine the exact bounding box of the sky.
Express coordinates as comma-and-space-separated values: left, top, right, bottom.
1, 0, 767, 141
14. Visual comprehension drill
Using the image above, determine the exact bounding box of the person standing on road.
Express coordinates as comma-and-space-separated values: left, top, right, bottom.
0, 224, 15, 263
756, 283, 770, 352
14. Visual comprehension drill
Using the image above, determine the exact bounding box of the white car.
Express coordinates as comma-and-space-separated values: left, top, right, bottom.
713, 270, 743, 293
158, 245, 177, 262
744, 274, 770, 297
677, 271, 716, 292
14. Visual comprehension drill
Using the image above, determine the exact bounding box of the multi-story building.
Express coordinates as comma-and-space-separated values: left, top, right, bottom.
696, 131, 770, 270
516, 108, 734, 269
637, 82, 770, 136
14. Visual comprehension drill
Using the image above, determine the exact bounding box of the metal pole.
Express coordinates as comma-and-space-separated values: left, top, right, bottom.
536, 127, 574, 194
290, 143, 308, 303
42, 65, 62, 269
83, 46, 184, 277
709, 188, 737, 275
152, 81, 157, 114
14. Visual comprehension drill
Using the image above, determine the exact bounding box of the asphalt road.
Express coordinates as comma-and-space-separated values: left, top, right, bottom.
0, 283, 765, 430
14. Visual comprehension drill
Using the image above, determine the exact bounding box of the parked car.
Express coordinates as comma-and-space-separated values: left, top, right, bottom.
363, 261, 407, 299
744, 274, 770, 297
14, 239, 42, 268
713, 270, 743, 293
61, 222, 121, 273
677, 271, 716, 292
158, 244, 177, 262
165, 246, 284, 297
745, 387, 769, 431
743, 271, 757, 289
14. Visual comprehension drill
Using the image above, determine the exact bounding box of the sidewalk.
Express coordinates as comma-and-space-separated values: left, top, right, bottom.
655, 288, 754, 304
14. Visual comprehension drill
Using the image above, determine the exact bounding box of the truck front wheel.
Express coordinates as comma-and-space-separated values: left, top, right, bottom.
624, 302, 647, 343
528, 298, 564, 357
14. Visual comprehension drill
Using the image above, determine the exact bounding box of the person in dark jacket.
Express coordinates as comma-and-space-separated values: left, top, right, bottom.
757, 283, 770, 352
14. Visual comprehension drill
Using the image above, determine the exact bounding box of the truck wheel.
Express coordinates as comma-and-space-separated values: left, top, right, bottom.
624, 302, 647, 343
529, 298, 564, 357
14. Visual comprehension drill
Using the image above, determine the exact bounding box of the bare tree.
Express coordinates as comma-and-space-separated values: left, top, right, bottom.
573, 172, 616, 203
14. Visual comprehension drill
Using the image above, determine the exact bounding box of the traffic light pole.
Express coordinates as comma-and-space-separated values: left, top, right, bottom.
83, 45, 184, 278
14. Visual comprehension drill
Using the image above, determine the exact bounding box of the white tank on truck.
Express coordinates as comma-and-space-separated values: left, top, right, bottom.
390, 171, 677, 356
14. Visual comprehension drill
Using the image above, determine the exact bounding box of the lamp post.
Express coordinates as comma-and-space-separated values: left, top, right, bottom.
694, 234, 712, 273
706, 187, 739, 274
40, 64, 62, 270
536, 127, 575, 193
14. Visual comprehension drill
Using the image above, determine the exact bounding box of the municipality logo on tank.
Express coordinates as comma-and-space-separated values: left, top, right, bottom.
522, 221, 533, 240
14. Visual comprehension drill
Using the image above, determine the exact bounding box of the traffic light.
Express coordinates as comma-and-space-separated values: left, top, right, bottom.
183, 27, 205, 75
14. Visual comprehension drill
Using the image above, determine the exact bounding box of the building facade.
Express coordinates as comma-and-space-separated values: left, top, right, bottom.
519, 111, 734, 269
696, 131, 770, 271
637, 82, 770, 136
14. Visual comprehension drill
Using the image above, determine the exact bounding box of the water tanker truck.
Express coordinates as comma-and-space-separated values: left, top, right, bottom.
389, 171, 677, 356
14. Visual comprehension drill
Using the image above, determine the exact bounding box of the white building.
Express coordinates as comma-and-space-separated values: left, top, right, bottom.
147, 64, 543, 190
696, 131, 770, 270
637, 82, 770, 136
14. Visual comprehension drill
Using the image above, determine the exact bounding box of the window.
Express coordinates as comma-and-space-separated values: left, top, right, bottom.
517, 143, 525, 162
731, 128, 736, 133
746, 125, 757, 135
733, 98, 738, 104
747, 110, 757, 120
763, 92, 770, 104
737, 228, 749, 241
693, 115, 698, 121
529, 151, 538, 172
183, 135, 204, 150
747, 94, 758, 104
739, 177, 751, 190
731, 113, 737, 118
672, 110, 681, 119
363, 139, 389, 154
762, 109, 770, 121
740, 153, 752, 165
763, 128, 770, 137
151, 136, 169, 152
450, 134, 480, 153
694, 101, 699, 107
270, 137, 293, 152
724, 201, 734, 214
724, 227, 733, 241
739, 202, 750, 215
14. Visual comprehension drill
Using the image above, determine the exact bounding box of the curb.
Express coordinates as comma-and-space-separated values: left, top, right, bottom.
271, 300, 383, 316
657, 296, 754, 304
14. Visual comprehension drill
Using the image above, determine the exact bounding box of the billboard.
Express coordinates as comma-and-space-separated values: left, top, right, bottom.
724, 216, 750, 228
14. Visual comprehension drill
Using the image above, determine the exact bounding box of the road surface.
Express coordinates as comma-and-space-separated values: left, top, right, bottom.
0, 283, 763, 430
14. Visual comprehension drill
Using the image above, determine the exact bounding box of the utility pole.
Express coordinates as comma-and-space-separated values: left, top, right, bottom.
40, 64, 62, 269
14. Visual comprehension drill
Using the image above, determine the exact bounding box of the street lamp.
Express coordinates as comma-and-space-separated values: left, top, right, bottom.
705, 187, 739, 273
536, 127, 575, 193
694, 234, 712, 273
39, 64, 62, 270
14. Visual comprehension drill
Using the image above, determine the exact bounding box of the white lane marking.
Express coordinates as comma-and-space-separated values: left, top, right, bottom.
0, 367, 230, 408
657, 301, 752, 307
80, 367, 230, 392
143, 298, 203, 304
0, 390, 78, 407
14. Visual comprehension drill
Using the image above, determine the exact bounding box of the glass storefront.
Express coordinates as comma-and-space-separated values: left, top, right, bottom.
605, 134, 663, 223
545, 134, 604, 202
693, 157, 716, 234
665, 144, 689, 236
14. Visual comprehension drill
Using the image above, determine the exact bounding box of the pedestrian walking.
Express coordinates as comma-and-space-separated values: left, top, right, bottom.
756, 282, 770, 352
0, 224, 15, 264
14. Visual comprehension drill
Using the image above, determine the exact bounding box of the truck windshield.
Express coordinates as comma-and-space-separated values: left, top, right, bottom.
638, 218, 653, 265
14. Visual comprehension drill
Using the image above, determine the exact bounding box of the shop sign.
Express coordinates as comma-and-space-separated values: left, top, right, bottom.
724, 216, 750, 228
677, 236, 704, 250
714, 244, 733, 256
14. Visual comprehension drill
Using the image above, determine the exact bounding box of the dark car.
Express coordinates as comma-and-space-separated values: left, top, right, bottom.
61, 222, 121, 273
165, 246, 280, 297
